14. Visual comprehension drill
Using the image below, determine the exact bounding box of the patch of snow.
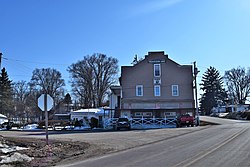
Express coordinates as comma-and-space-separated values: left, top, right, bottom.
0, 152, 33, 164
0, 146, 29, 154
0, 141, 29, 154
64, 125, 74, 130
23, 124, 39, 130
73, 126, 90, 130
0, 143, 9, 148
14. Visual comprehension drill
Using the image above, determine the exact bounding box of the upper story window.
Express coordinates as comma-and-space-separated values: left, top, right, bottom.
154, 85, 161, 96
154, 64, 161, 77
136, 85, 143, 96
172, 85, 179, 96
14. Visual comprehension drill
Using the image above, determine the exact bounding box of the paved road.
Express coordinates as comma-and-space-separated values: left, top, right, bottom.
58, 117, 250, 167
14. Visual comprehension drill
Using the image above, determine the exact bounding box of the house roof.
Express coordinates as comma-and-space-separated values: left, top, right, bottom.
0, 114, 7, 119
122, 51, 191, 69
71, 108, 109, 114
110, 85, 121, 95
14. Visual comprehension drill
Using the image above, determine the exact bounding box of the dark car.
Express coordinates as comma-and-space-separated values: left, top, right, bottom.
116, 118, 131, 130
1, 121, 14, 130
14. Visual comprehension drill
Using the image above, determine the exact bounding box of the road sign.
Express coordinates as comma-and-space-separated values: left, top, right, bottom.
38, 93, 54, 145
38, 94, 53, 111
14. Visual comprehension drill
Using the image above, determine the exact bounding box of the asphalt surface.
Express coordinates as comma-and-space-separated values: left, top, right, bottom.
0, 124, 208, 151
57, 117, 250, 167
1, 116, 250, 167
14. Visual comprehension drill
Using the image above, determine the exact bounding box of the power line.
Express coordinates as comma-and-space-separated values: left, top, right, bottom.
6, 57, 69, 66
2, 56, 72, 81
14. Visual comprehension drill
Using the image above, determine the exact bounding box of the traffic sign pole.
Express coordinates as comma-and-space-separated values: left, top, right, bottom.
44, 94, 49, 145
38, 93, 53, 145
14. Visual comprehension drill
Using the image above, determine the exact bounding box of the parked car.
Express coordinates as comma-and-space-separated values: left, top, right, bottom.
176, 114, 195, 128
1, 121, 14, 130
210, 112, 219, 117
218, 112, 229, 118
116, 117, 131, 130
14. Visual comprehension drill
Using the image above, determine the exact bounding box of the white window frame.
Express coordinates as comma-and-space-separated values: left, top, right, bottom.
172, 85, 179, 96
136, 85, 143, 96
154, 85, 161, 96
154, 64, 161, 77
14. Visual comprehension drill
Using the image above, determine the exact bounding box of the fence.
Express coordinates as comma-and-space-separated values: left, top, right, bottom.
103, 117, 177, 129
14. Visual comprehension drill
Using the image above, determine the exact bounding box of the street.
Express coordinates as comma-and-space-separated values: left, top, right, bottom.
1, 116, 250, 167
57, 117, 250, 167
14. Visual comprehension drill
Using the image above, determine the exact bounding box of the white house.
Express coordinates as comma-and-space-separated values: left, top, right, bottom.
212, 105, 249, 113
70, 108, 110, 128
70, 108, 110, 121
0, 114, 8, 124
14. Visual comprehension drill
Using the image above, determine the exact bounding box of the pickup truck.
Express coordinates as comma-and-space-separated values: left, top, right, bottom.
176, 114, 195, 128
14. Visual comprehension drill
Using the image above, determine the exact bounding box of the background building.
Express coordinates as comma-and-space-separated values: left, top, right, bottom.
110, 51, 195, 119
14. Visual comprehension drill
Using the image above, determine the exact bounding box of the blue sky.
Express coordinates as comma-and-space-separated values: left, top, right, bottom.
1, 0, 250, 92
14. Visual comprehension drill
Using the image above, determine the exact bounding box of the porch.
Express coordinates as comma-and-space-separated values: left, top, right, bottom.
103, 117, 177, 129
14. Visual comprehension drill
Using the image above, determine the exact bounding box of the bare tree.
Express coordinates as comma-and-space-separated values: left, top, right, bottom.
30, 68, 65, 105
13, 81, 29, 119
69, 59, 94, 108
12, 80, 40, 122
68, 53, 119, 108
14, 81, 28, 103
224, 67, 250, 104
25, 85, 42, 121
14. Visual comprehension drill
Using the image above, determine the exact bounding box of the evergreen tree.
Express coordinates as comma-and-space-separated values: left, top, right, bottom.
199, 67, 227, 115
64, 93, 72, 112
0, 68, 13, 116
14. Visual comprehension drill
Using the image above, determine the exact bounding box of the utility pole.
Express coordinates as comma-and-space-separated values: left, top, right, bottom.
0, 53, 2, 70
194, 61, 200, 126
0, 53, 2, 115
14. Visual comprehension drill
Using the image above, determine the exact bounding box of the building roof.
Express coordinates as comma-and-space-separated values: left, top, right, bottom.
121, 51, 192, 69
110, 85, 121, 95
0, 114, 7, 119
71, 108, 109, 115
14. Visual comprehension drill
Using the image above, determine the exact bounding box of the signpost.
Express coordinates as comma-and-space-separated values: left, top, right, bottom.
38, 94, 53, 145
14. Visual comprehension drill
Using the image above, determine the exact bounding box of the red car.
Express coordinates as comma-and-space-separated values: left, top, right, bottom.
176, 114, 195, 128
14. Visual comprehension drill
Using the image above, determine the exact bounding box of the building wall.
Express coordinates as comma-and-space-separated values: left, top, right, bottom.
110, 94, 118, 109
120, 51, 194, 110
123, 101, 193, 109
